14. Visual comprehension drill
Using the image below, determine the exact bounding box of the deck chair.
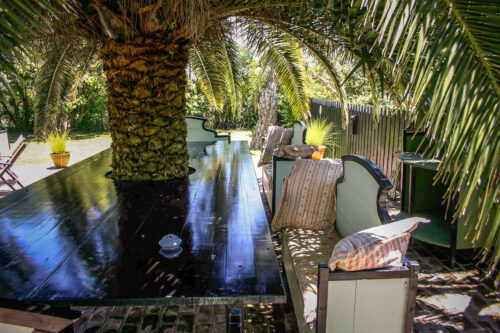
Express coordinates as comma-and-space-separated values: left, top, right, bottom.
0, 129, 9, 156
0, 135, 27, 191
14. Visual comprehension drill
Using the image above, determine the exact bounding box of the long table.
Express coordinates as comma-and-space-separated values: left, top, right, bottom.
0, 141, 285, 306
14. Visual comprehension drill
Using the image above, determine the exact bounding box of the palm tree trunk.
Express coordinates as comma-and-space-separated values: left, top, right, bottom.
101, 35, 189, 181
250, 71, 278, 150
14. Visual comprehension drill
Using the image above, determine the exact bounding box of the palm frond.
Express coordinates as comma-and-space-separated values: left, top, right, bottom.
360, 0, 500, 282
34, 37, 96, 137
220, 35, 243, 116
189, 32, 243, 115
243, 21, 308, 120
0, 0, 59, 71
189, 42, 228, 111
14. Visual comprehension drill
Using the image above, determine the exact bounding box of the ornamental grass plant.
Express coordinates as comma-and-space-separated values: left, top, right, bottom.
47, 133, 68, 154
306, 118, 337, 156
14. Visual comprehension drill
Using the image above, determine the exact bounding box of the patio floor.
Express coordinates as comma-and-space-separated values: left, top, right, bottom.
68, 197, 500, 333
1, 139, 499, 332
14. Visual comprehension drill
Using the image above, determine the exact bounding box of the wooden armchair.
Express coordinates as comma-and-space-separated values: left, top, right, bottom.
261, 121, 307, 213
0, 135, 27, 191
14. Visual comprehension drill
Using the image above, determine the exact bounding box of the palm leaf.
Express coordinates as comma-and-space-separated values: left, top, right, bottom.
34, 37, 96, 137
0, 0, 58, 71
360, 0, 500, 282
189, 40, 227, 111
189, 31, 243, 115
220, 35, 243, 116
243, 21, 308, 120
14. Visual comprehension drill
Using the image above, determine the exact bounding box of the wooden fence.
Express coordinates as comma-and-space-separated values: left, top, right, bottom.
310, 98, 406, 189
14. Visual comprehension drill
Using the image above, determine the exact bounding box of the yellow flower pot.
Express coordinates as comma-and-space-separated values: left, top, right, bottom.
311, 145, 326, 160
50, 152, 71, 168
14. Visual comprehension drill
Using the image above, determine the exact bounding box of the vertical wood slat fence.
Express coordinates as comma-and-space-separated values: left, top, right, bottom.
310, 98, 406, 190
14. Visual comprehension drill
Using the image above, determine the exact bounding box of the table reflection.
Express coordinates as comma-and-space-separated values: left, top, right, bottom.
0, 141, 285, 305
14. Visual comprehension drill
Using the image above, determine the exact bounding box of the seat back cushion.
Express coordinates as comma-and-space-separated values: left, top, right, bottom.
291, 121, 306, 144
275, 144, 318, 160
258, 126, 294, 167
328, 217, 427, 271
271, 159, 343, 231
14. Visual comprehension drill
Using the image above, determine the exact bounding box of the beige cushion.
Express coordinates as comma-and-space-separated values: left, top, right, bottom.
272, 159, 343, 232
285, 227, 342, 324
328, 217, 428, 272
275, 144, 318, 159
257, 126, 294, 167
262, 164, 273, 187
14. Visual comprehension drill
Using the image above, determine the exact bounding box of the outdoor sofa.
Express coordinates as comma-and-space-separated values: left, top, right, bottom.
261, 121, 307, 213
185, 116, 230, 142
278, 155, 423, 333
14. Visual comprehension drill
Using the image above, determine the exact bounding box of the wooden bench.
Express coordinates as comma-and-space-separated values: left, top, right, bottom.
282, 155, 421, 333
185, 116, 230, 142
261, 121, 307, 213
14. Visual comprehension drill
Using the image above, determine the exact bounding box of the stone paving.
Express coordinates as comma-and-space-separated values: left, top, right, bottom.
72, 305, 227, 333
408, 241, 500, 332
70, 235, 500, 333
69, 192, 500, 333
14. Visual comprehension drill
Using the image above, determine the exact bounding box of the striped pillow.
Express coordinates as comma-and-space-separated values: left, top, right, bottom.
328, 217, 428, 271
257, 126, 294, 167
271, 159, 343, 231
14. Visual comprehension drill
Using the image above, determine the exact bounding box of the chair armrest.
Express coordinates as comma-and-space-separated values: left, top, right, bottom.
317, 259, 419, 333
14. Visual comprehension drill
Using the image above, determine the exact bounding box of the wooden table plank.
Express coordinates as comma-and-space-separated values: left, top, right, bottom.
0, 141, 285, 306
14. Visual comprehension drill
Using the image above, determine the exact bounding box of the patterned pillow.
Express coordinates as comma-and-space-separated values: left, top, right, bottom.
275, 144, 319, 160
257, 126, 294, 167
271, 159, 343, 231
328, 217, 429, 271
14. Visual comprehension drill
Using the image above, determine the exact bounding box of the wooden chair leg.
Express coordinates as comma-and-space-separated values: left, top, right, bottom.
6, 169, 23, 188
0, 174, 17, 191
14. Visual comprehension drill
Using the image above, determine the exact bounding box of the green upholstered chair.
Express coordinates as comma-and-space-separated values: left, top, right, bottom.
281, 155, 420, 333
400, 130, 493, 264
185, 116, 230, 143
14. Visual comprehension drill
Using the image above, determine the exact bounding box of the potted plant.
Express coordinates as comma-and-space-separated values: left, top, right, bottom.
306, 118, 337, 160
48, 133, 70, 168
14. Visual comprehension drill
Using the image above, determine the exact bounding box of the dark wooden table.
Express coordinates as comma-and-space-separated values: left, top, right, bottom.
0, 141, 285, 306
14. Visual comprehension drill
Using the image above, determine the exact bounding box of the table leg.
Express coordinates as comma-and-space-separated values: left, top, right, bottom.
401, 163, 406, 211
408, 166, 415, 216
450, 217, 457, 267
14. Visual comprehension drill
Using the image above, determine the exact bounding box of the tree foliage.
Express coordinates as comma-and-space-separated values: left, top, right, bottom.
352, 0, 500, 282
0, 0, 498, 281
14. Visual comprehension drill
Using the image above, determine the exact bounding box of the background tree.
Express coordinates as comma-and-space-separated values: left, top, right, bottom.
250, 71, 278, 150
